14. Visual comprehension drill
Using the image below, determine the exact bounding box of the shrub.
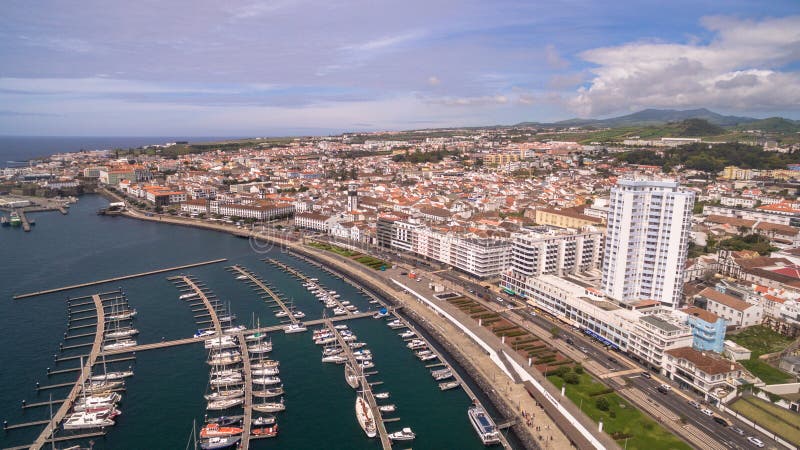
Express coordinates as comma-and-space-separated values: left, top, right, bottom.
596, 397, 610, 411
574, 364, 584, 375
563, 372, 580, 385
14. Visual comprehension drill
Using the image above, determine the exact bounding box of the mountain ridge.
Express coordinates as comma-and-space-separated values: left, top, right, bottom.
514, 108, 786, 128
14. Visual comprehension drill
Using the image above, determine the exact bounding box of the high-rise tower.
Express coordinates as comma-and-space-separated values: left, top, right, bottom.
601, 178, 694, 309
347, 183, 358, 211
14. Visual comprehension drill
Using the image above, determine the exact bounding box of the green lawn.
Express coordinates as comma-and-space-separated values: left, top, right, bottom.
741, 359, 793, 385
728, 326, 794, 384
728, 326, 794, 356
306, 241, 358, 257
548, 371, 691, 450
731, 397, 800, 446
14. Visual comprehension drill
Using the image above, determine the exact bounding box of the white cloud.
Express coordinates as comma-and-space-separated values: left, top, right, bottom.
427, 76, 441, 86
571, 15, 800, 116
340, 30, 425, 53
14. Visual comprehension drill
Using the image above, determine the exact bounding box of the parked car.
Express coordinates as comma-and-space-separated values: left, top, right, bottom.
657, 384, 671, 394
640, 372, 651, 379
747, 437, 765, 448
700, 408, 714, 416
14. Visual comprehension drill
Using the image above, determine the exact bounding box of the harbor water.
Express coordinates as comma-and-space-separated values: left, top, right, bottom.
0, 195, 498, 449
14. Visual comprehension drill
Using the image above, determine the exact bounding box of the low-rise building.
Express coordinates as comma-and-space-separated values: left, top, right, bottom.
664, 347, 749, 405
697, 287, 763, 328
534, 207, 605, 229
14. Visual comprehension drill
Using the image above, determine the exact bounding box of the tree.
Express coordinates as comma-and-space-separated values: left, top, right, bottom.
563, 371, 580, 384
595, 397, 610, 411
550, 326, 560, 339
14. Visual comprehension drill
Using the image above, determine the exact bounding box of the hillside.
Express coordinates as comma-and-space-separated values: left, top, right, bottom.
737, 117, 800, 133
615, 142, 800, 173
516, 108, 759, 128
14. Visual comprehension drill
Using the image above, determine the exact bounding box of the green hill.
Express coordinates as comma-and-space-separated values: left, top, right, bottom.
738, 117, 800, 133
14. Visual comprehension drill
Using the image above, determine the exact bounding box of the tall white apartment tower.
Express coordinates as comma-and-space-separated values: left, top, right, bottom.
601, 178, 694, 309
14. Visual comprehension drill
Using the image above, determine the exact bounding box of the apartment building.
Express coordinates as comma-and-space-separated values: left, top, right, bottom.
535, 207, 605, 228
678, 306, 727, 353
697, 287, 763, 328
216, 202, 294, 221
601, 178, 695, 309
663, 347, 749, 404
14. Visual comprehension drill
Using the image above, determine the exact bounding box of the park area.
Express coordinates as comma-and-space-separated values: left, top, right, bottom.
548, 369, 692, 450
306, 241, 388, 270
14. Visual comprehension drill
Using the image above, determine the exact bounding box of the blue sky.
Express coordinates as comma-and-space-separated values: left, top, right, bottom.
0, 0, 799, 136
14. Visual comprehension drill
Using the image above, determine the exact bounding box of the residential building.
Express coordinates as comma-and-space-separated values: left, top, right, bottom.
663, 347, 749, 405
535, 207, 605, 228
697, 287, 763, 328
601, 178, 695, 309
216, 202, 294, 221
294, 212, 333, 232
678, 307, 727, 353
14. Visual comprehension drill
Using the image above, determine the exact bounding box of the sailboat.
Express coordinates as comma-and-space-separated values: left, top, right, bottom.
252, 396, 285, 413
355, 393, 377, 438
345, 362, 360, 389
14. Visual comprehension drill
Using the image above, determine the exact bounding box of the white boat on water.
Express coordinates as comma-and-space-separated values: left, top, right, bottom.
399, 330, 415, 339
468, 405, 501, 445
333, 307, 347, 316
374, 392, 390, 399
387, 319, 404, 329
248, 341, 273, 354
253, 398, 285, 413
90, 370, 133, 381
431, 368, 453, 381
194, 329, 215, 338
439, 381, 461, 391
355, 395, 377, 438
251, 367, 279, 376
252, 386, 284, 398
103, 339, 137, 351
207, 398, 244, 410
205, 336, 237, 349
73, 392, 122, 412
334, 325, 349, 330
204, 389, 244, 401
322, 354, 347, 364
83, 380, 123, 394
345, 363, 360, 389
210, 368, 241, 378
388, 427, 415, 441
292, 311, 306, 319
322, 347, 343, 357
252, 376, 281, 386
235, 275, 248, 280
107, 309, 137, 320
379, 404, 396, 413
245, 331, 265, 341
222, 325, 246, 334
348, 342, 367, 349
105, 328, 139, 339
419, 353, 438, 361
63, 411, 115, 430
251, 360, 279, 370
210, 375, 243, 386
284, 323, 307, 334
274, 311, 289, 318
208, 355, 242, 365
358, 361, 374, 369
314, 337, 336, 345
252, 415, 276, 426
179, 293, 199, 300
406, 339, 427, 350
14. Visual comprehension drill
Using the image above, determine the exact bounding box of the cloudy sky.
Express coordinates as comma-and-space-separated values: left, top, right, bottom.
1, 0, 799, 136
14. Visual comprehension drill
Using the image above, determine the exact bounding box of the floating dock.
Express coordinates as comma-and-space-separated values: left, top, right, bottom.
13, 259, 228, 299
238, 331, 254, 450
227, 265, 298, 324
266, 258, 353, 316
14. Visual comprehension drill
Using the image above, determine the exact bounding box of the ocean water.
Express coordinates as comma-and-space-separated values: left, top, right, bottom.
0, 136, 242, 168
0, 195, 503, 449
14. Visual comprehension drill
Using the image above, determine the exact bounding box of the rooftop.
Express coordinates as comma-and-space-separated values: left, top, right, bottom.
666, 347, 744, 376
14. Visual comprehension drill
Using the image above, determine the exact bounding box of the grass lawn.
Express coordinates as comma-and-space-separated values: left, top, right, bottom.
731, 397, 800, 446
307, 241, 358, 257
548, 372, 691, 450
740, 359, 793, 384
354, 255, 388, 270
728, 326, 794, 384
728, 326, 794, 356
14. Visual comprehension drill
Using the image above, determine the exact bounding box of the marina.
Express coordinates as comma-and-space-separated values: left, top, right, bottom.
1, 195, 510, 450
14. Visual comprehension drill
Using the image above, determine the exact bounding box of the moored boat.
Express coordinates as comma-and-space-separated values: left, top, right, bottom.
468, 405, 501, 445
388, 427, 415, 441
283, 323, 307, 334
439, 380, 461, 391
345, 363, 360, 389
252, 386, 284, 398
251, 424, 278, 438
207, 398, 244, 411
63, 411, 115, 430
200, 423, 243, 438
355, 394, 377, 438
199, 436, 241, 450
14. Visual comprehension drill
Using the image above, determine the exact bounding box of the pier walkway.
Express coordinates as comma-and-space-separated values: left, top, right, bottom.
101, 312, 375, 356
169, 275, 222, 334
13, 259, 227, 299
30, 292, 108, 450
266, 258, 352, 317
238, 332, 253, 450
324, 320, 391, 450
227, 265, 298, 324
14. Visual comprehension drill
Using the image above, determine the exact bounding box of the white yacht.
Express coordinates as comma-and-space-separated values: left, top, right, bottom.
388, 427, 415, 441
63, 411, 115, 429
284, 323, 307, 334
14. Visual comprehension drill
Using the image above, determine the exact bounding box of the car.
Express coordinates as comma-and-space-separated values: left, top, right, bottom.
578, 346, 589, 353
496, 297, 504, 303
747, 437, 765, 448
565, 338, 574, 345
700, 409, 714, 416
608, 356, 619, 364
640, 372, 651, 379
657, 384, 671, 394
688, 400, 701, 409
712, 416, 729, 426
731, 426, 744, 436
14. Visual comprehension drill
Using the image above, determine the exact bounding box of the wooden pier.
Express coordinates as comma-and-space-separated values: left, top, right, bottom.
266, 258, 353, 317
324, 320, 392, 450
238, 332, 254, 450
29, 292, 107, 450
169, 276, 222, 334
227, 265, 298, 324
13, 258, 228, 299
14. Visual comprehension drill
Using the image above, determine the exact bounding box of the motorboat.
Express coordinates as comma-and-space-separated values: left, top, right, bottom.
406, 339, 427, 350
199, 436, 241, 450
210, 375, 243, 386
63, 411, 115, 429
379, 404, 396, 413
252, 415, 276, 426
208, 354, 242, 365
439, 381, 461, 391
388, 427, 415, 441
419, 353, 438, 361
73, 392, 122, 412
205, 336, 238, 349
200, 423, 243, 438
251, 360, 279, 370
206, 416, 242, 426
274, 311, 289, 318
105, 328, 139, 339
355, 394, 377, 438
179, 293, 199, 300
252, 398, 285, 413
292, 311, 306, 319
374, 392, 390, 399
284, 323, 307, 334
322, 347, 343, 357
399, 330, 415, 339
222, 325, 246, 335
431, 368, 453, 381
194, 329, 215, 338
83, 380, 123, 394
251, 367, 279, 376
358, 361, 374, 369
207, 398, 244, 410
251, 424, 278, 438
348, 342, 366, 349
386, 319, 403, 329
322, 354, 347, 364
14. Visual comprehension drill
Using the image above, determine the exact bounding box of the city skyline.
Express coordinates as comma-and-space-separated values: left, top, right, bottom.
1, 1, 799, 136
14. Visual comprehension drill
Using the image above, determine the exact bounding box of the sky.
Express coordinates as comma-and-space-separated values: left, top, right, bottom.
1, 0, 799, 136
